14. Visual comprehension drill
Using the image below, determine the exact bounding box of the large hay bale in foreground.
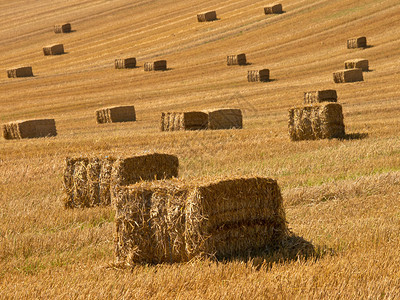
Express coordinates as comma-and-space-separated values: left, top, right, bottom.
63, 153, 179, 208
206, 108, 243, 130
54, 23, 71, 33
227, 54, 247, 66
344, 59, 369, 71
144, 60, 167, 71
197, 11, 217, 22
160, 112, 208, 131
2, 119, 57, 140
264, 4, 283, 14
304, 90, 337, 104
7, 67, 33, 78
333, 68, 363, 83
43, 44, 64, 55
288, 103, 345, 141
115, 58, 136, 69
114, 177, 288, 265
247, 69, 270, 82
96, 105, 136, 124
347, 37, 367, 49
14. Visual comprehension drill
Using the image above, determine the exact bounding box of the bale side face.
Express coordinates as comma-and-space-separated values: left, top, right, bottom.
207, 109, 243, 130
347, 37, 367, 48
144, 60, 167, 71
247, 69, 270, 82
197, 11, 217, 22
109, 106, 136, 122
264, 4, 283, 14
304, 90, 337, 104
3, 119, 57, 139
7, 67, 33, 78
115, 58, 136, 69
43, 44, 64, 55
227, 54, 247, 66
344, 59, 369, 71
54, 23, 71, 33
182, 112, 208, 130
333, 69, 363, 83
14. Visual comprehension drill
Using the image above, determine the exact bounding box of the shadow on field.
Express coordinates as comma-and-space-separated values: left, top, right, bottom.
341, 132, 369, 140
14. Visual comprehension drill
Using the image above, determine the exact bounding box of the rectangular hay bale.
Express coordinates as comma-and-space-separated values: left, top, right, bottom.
95, 105, 136, 123
264, 4, 283, 14
303, 90, 337, 104
247, 69, 270, 82
144, 60, 167, 71
333, 68, 363, 83
7, 67, 33, 78
206, 108, 243, 130
43, 44, 64, 55
115, 58, 137, 69
2, 119, 57, 140
197, 11, 217, 22
227, 54, 247, 66
347, 37, 367, 49
160, 111, 208, 131
54, 23, 71, 33
344, 59, 368, 71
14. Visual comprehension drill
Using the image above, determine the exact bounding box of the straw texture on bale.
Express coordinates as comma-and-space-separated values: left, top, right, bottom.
344, 59, 369, 71
54, 23, 71, 33
304, 90, 337, 104
144, 60, 167, 71
227, 54, 247, 66
114, 177, 289, 265
333, 68, 363, 83
115, 58, 136, 69
197, 11, 217, 22
206, 109, 243, 130
96, 105, 136, 124
288, 103, 345, 141
264, 4, 283, 14
2, 119, 57, 140
247, 69, 270, 82
43, 44, 64, 55
7, 67, 33, 78
160, 112, 208, 131
347, 37, 367, 49
63, 153, 179, 208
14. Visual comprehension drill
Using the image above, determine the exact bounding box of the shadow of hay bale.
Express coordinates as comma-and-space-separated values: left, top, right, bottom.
341, 132, 368, 140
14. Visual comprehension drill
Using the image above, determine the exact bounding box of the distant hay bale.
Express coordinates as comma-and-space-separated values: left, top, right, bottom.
288, 103, 345, 141
7, 66, 33, 78
54, 23, 71, 33
304, 90, 337, 104
197, 11, 217, 22
114, 177, 289, 265
144, 60, 167, 71
227, 54, 247, 66
43, 44, 64, 55
2, 119, 57, 140
63, 153, 179, 208
333, 68, 363, 83
160, 111, 208, 131
344, 59, 369, 71
95, 105, 136, 124
206, 108, 243, 130
264, 4, 283, 14
347, 37, 367, 49
247, 69, 270, 82
115, 58, 137, 69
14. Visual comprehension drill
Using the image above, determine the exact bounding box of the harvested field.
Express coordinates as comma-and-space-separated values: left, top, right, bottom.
206, 108, 243, 130
144, 60, 167, 71
114, 58, 136, 69
304, 90, 337, 104
197, 11, 217, 22
247, 69, 270, 82
344, 59, 369, 71
227, 54, 247, 66
2, 119, 56, 139
160, 111, 208, 131
114, 177, 288, 265
6, 66, 33, 78
95, 105, 136, 124
54, 23, 71, 33
347, 37, 367, 49
264, 4, 283, 14
333, 68, 363, 83
43, 44, 64, 56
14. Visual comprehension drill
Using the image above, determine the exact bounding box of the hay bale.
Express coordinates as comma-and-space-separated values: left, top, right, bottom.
347, 37, 367, 49
304, 90, 337, 104
333, 68, 363, 83
144, 60, 167, 71
95, 105, 136, 124
43, 44, 64, 55
264, 4, 283, 14
247, 69, 270, 82
115, 58, 136, 69
344, 59, 369, 71
54, 23, 71, 33
2, 119, 57, 140
197, 11, 217, 22
227, 54, 247, 66
288, 103, 345, 141
114, 177, 289, 265
63, 153, 179, 208
160, 112, 208, 131
7, 67, 33, 78
206, 108, 243, 130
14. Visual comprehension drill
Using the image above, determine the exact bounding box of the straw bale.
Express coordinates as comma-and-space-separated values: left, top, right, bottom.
63, 153, 179, 208
247, 69, 270, 82
43, 44, 64, 55
114, 177, 289, 265
304, 90, 337, 104
7, 67, 33, 78
197, 11, 217, 22
288, 103, 345, 141
160, 112, 208, 131
54, 23, 71, 33
144, 60, 167, 71
347, 37, 367, 49
95, 105, 136, 124
206, 108, 243, 130
2, 119, 57, 140
227, 54, 247, 66
264, 4, 283, 14
344, 59, 369, 71
333, 68, 363, 83
115, 58, 136, 69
